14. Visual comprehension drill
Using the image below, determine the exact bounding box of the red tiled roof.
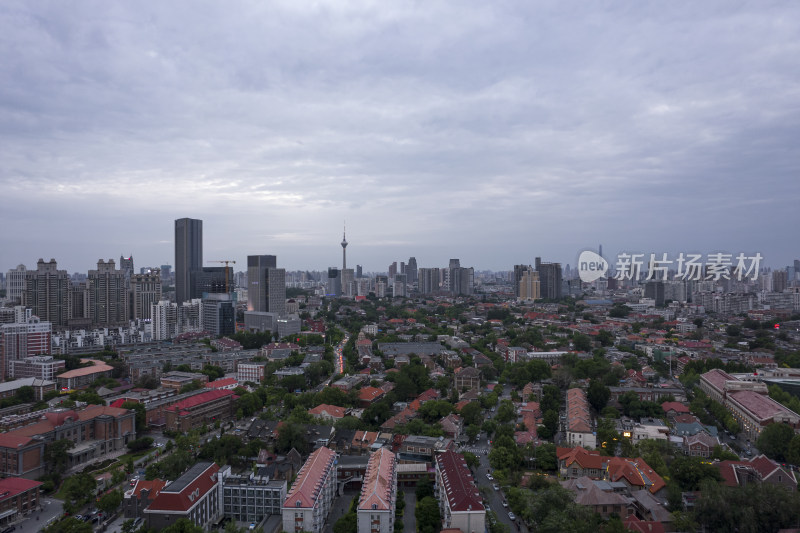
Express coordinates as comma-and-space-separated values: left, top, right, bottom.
0, 434, 34, 449
147, 463, 219, 512
661, 401, 689, 414
56, 359, 114, 379
0, 477, 42, 500
436, 450, 484, 512
309, 404, 347, 419
359, 387, 385, 403
164, 389, 234, 412
130, 479, 167, 499
358, 448, 396, 511
205, 377, 238, 389
728, 390, 798, 422
284, 447, 336, 508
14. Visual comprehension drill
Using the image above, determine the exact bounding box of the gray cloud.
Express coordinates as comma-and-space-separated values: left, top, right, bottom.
1, 1, 798, 273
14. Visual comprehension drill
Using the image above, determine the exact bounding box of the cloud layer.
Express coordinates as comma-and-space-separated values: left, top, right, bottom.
1, 1, 799, 272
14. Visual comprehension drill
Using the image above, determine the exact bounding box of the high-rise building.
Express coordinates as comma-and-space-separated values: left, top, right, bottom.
519, 268, 540, 301
418, 268, 441, 294
644, 281, 665, 307
151, 300, 178, 340
88, 259, 129, 327
393, 274, 407, 298
406, 257, 417, 284
131, 271, 162, 320
341, 269, 355, 298
22, 259, 70, 328
327, 268, 342, 297
68, 281, 89, 326
773, 270, 788, 293
197, 267, 233, 296
536, 257, 563, 300
513, 264, 528, 298
175, 218, 203, 305
6, 265, 27, 303
247, 255, 285, 316
202, 295, 235, 337
388, 262, 397, 279
356, 265, 363, 278
374, 275, 388, 298
119, 256, 134, 278
0, 317, 51, 381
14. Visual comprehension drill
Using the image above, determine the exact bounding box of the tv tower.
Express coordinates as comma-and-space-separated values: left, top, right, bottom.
341, 222, 348, 270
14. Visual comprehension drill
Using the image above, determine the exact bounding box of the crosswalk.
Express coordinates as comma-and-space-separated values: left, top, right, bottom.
459, 447, 489, 455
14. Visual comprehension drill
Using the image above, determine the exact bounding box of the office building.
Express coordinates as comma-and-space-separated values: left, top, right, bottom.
406, 257, 417, 284
131, 271, 162, 320
341, 269, 355, 298
327, 268, 341, 297
6, 265, 26, 303
357, 448, 397, 533
248, 255, 286, 316
773, 270, 788, 293
644, 281, 665, 307
202, 295, 235, 337
145, 462, 221, 530
388, 262, 397, 279
197, 267, 233, 297
8, 356, 65, 381
435, 450, 485, 533
282, 447, 338, 533
536, 257, 563, 300
174, 218, 203, 304
88, 259, 129, 327
393, 275, 407, 298
0, 317, 52, 380
221, 467, 287, 523
21, 259, 70, 328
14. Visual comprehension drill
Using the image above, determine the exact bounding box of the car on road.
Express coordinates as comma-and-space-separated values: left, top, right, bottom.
508, 512, 516, 521
486, 473, 494, 480
493, 484, 499, 491
502, 500, 508, 508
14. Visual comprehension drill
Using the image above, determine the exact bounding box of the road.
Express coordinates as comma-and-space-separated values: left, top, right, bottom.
14, 497, 63, 533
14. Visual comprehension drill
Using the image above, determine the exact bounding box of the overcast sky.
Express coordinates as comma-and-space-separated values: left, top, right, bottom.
2, 1, 799, 274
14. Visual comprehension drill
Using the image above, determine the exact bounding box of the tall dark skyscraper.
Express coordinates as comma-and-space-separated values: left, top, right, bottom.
406, 257, 417, 284
174, 218, 203, 305
535, 257, 563, 300
247, 255, 285, 316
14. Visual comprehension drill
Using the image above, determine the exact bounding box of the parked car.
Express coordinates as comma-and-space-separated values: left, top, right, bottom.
493, 484, 500, 491
486, 473, 494, 481
508, 512, 516, 521
502, 500, 508, 508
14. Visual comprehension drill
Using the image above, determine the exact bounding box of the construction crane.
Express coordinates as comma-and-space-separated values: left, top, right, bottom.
209, 260, 236, 294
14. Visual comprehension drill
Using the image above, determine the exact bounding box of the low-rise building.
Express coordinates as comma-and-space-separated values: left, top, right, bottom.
566, 388, 596, 449
0, 477, 42, 527
221, 466, 287, 523
357, 448, 397, 533
144, 462, 221, 529
123, 479, 167, 519
160, 371, 209, 391
282, 446, 338, 533
56, 359, 113, 390
238, 362, 267, 384
8, 356, 65, 381
435, 450, 485, 533
163, 389, 236, 432
0, 377, 56, 401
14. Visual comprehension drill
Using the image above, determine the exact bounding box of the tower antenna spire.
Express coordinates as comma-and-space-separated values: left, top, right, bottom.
341, 221, 348, 271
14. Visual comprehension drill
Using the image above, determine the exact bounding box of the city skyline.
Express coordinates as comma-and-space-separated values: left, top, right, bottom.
1, 3, 799, 272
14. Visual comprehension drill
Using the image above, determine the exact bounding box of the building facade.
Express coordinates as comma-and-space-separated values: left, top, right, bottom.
221, 466, 287, 523
435, 450, 485, 533
175, 218, 203, 305
8, 356, 64, 381
131, 271, 162, 320
0, 317, 51, 380
357, 448, 397, 533
282, 446, 338, 533
145, 462, 220, 530
88, 259, 129, 327
163, 389, 235, 432
22, 259, 70, 327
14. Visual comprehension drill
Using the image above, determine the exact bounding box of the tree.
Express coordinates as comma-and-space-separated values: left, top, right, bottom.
62, 472, 96, 507
333, 512, 357, 533
415, 496, 442, 533
572, 334, 592, 352
276, 422, 309, 455
122, 401, 147, 433
415, 477, 434, 500
16, 385, 35, 403
126, 436, 154, 452
587, 380, 610, 412
98, 489, 123, 515
44, 438, 74, 475
597, 330, 614, 347
669, 456, 722, 491
757, 423, 795, 461
787, 434, 800, 466
466, 424, 480, 442
462, 451, 479, 470
459, 402, 482, 427
43, 518, 93, 533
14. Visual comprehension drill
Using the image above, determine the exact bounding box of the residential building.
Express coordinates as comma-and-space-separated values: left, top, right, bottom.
0, 317, 51, 380
435, 450, 485, 533
87, 259, 129, 327
131, 271, 162, 320
535, 258, 562, 300
221, 466, 287, 523
519, 268, 540, 301
357, 448, 397, 533
6, 265, 26, 303
309, 404, 348, 422
0, 377, 56, 401
566, 388, 596, 449
160, 371, 209, 391
418, 268, 440, 295
144, 462, 220, 529
22, 259, 69, 327
717, 455, 797, 492
152, 300, 179, 341
238, 363, 267, 384
202, 295, 235, 337
454, 367, 480, 392
282, 447, 338, 533
0, 477, 41, 527
8, 356, 64, 381
327, 268, 341, 298
175, 218, 203, 305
